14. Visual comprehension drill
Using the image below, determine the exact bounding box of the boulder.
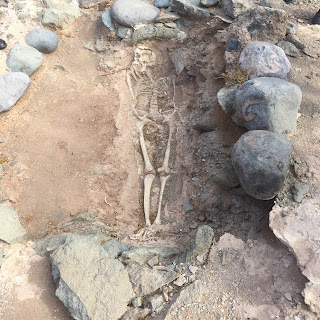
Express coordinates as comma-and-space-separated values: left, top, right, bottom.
25, 29, 59, 54
232, 130, 292, 200
237, 6, 288, 43
0, 72, 31, 112
239, 41, 291, 79
50, 235, 135, 320
233, 77, 302, 134
111, 0, 160, 27
221, 0, 252, 19
0, 204, 27, 244
7, 45, 43, 76
171, 0, 210, 18
42, 1, 80, 28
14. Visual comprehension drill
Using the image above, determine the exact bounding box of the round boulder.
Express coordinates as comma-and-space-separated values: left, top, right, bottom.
111, 0, 160, 27
232, 130, 292, 200
239, 41, 291, 79
7, 45, 43, 76
233, 77, 302, 134
25, 29, 59, 54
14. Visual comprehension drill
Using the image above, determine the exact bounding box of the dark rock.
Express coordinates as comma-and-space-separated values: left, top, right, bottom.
25, 29, 59, 54
7, 45, 43, 76
171, 0, 210, 18
221, 0, 252, 18
0, 72, 31, 112
226, 38, 239, 51
291, 183, 309, 203
277, 40, 299, 57
237, 6, 288, 43
239, 41, 291, 79
0, 39, 7, 50
232, 130, 292, 200
111, 0, 160, 27
233, 77, 302, 134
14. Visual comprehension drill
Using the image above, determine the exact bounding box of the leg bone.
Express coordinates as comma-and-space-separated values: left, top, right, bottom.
154, 175, 170, 225
144, 174, 155, 227
137, 121, 154, 174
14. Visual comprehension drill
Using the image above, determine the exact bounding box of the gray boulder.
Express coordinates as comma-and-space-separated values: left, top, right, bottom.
233, 77, 302, 134
232, 130, 292, 200
25, 29, 59, 54
237, 6, 288, 43
221, 0, 252, 18
42, 1, 80, 28
7, 45, 43, 76
239, 41, 291, 79
102, 8, 116, 31
171, 0, 210, 18
111, 0, 160, 27
51, 235, 135, 320
0, 204, 27, 244
0, 72, 31, 112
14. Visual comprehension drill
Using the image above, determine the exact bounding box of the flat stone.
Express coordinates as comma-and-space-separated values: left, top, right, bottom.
51, 236, 134, 320
0, 204, 27, 244
236, 6, 288, 43
42, 1, 80, 28
200, 0, 219, 7
222, 0, 252, 18
0, 72, 31, 112
78, 0, 105, 8
154, 0, 171, 7
111, 0, 160, 27
217, 85, 239, 115
232, 130, 292, 200
25, 29, 59, 54
7, 45, 43, 76
233, 77, 302, 134
239, 41, 291, 79
270, 197, 320, 314
171, 0, 210, 18
277, 40, 299, 57
102, 8, 116, 31
126, 263, 178, 296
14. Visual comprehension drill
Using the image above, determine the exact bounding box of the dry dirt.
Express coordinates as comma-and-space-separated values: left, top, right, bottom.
0, 0, 320, 319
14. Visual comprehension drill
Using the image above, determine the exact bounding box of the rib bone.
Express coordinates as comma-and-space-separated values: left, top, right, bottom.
154, 175, 170, 225
144, 174, 155, 227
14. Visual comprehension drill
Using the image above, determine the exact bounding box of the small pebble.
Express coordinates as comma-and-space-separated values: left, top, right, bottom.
0, 39, 7, 50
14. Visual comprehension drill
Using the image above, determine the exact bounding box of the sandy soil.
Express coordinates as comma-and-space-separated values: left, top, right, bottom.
0, 0, 320, 319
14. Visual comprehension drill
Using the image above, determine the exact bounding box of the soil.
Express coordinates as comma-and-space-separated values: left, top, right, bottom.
0, 0, 320, 319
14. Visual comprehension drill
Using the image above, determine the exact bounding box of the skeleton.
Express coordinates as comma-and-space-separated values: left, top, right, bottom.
126, 46, 176, 238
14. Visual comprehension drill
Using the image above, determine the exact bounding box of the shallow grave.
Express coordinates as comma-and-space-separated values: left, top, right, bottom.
0, 0, 320, 319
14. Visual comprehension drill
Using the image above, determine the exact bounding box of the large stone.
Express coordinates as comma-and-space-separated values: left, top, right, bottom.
126, 263, 178, 296
233, 77, 302, 134
270, 197, 320, 315
0, 204, 27, 244
111, 0, 160, 27
0, 72, 31, 112
237, 6, 288, 43
232, 130, 292, 200
171, 0, 210, 18
221, 0, 252, 18
7, 45, 43, 76
50, 236, 135, 320
42, 1, 80, 28
25, 29, 59, 54
239, 41, 291, 79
